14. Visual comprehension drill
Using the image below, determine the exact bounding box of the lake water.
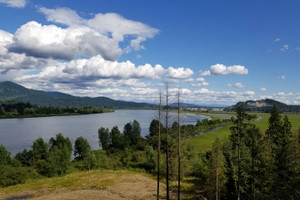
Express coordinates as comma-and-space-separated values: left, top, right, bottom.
0, 110, 206, 155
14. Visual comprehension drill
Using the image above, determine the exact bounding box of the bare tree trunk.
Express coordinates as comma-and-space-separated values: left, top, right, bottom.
237, 124, 241, 200
157, 92, 162, 200
165, 84, 170, 200
216, 159, 219, 200
177, 91, 181, 200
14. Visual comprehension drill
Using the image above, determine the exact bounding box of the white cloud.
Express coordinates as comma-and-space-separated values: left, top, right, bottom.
39, 7, 85, 26
0, 29, 50, 71
280, 44, 289, 51
17, 55, 168, 83
0, 0, 26, 8
191, 82, 209, 87
7, 7, 159, 61
260, 87, 267, 91
274, 38, 280, 42
165, 67, 194, 79
227, 82, 244, 88
279, 75, 286, 80
184, 77, 205, 83
9, 21, 123, 61
201, 64, 248, 76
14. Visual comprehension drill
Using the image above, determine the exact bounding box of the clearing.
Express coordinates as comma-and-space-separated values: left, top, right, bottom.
0, 170, 171, 200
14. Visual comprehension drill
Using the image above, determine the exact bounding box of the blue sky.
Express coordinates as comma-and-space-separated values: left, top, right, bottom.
0, 0, 300, 105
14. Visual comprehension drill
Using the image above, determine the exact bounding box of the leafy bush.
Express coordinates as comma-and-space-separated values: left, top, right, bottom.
0, 165, 29, 187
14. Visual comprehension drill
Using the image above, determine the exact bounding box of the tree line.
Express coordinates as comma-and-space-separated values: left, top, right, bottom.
0, 100, 110, 117
204, 106, 300, 200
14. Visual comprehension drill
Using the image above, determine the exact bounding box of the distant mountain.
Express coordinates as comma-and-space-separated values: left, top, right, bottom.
0, 81, 153, 108
225, 99, 300, 113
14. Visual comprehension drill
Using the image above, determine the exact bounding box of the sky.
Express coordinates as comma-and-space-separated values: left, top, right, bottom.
0, 0, 300, 106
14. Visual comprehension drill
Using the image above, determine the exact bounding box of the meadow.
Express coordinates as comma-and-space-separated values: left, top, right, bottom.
184, 112, 300, 153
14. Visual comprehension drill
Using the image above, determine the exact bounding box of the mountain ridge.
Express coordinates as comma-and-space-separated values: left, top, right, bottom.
0, 81, 152, 108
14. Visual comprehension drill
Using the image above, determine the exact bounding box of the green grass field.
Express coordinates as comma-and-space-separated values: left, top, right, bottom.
184, 112, 300, 154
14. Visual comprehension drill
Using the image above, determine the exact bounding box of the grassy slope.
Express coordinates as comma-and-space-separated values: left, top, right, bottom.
184, 112, 300, 153
0, 170, 168, 200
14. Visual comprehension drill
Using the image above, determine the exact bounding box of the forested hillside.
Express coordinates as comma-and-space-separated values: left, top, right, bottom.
0, 81, 152, 108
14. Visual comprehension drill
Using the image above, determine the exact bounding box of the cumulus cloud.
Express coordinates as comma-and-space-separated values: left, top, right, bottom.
201, 64, 248, 76
0, 0, 26, 8
15, 55, 194, 91
0, 29, 50, 71
280, 44, 289, 51
8, 21, 123, 61
227, 82, 244, 88
270, 92, 300, 105
188, 77, 209, 87
274, 38, 280, 42
7, 7, 159, 61
16, 55, 167, 84
166, 67, 194, 79
191, 82, 209, 87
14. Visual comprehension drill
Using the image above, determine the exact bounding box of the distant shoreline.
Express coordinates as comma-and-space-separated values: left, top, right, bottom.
0, 110, 114, 120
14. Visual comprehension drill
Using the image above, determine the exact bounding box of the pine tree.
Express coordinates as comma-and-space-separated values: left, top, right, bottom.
265, 106, 293, 192
244, 124, 265, 199
224, 106, 252, 200
208, 138, 226, 200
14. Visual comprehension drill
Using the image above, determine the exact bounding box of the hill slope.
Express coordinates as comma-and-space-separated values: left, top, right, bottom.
225, 99, 300, 113
0, 170, 168, 200
0, 81, 152, 108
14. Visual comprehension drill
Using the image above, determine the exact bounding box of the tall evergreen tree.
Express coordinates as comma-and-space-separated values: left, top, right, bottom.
224, 106, 252, 200
208, 138, 226, 200
265, 106, 293, 192
244, 124, 265, 199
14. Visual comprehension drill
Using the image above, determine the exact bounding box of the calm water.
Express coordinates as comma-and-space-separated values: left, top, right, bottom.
0, 110, 206, 155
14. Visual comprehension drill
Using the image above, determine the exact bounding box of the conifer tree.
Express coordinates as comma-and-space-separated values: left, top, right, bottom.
266, 106, 293, 192
208, 138, 226, 200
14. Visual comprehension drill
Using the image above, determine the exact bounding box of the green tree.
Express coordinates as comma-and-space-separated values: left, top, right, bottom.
98, 127, 110, 150
123, 120, 141, 146
266, 106, 293, 192
208, 138, 226, 200
244, 124, 265, 199
38, 133, 72, 177
0, 106, 5, 115
0, 145, 11, 165
49, 133, 72, 155
111, 126, 124, 150
132, 120, 141, 145
123, 122, 133, 146
32, 138, 49, 161
224, 106, 252, 200
74, 136, 91, 160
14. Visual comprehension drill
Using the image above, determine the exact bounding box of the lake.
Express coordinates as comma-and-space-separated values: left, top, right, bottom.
0, 110, 207, 155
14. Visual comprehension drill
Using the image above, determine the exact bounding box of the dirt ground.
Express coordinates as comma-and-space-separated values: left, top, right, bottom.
1, 173, 171, 200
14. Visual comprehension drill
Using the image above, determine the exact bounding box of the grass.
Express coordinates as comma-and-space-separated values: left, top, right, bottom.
0, 170, 121, 195
184, 112, 300, 154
